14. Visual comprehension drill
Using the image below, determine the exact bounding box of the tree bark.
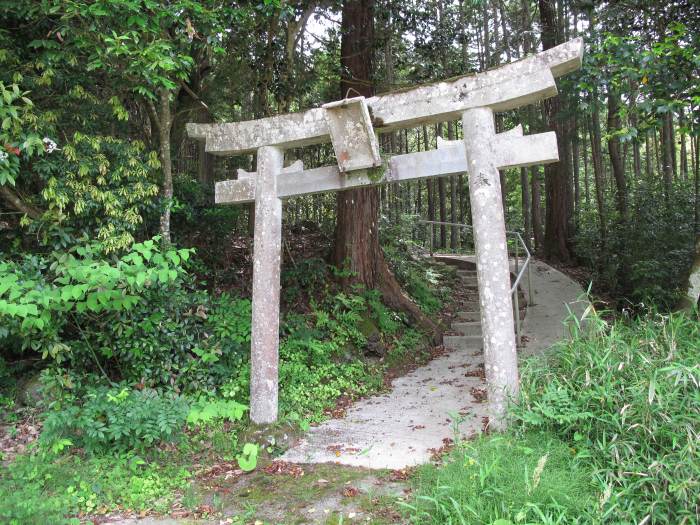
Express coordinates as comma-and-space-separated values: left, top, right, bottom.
589, 103, 607, 246
607, 88, 631, 291
694, 134, 699, 234
448, 121, 458, 249
521, 167, 532, 252
157, 88, 174, 246
607, 89, 628, 222
662, 112, 674, 198
437, 125, 447, 248
677, 234, 700, 311
571, 116, 581, 229
332, 0, 440, 339
539, 0, 571, 262
0, 186, 42, 219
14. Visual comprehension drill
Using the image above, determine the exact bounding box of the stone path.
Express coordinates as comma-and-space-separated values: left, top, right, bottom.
281, 256, 585, 470
105, 257, 586, 525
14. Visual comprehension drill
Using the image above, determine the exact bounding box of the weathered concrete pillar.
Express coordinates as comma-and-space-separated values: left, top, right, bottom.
462, 107, 519, 430
250, 145, 284, 424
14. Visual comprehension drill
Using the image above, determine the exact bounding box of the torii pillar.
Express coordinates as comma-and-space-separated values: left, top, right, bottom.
249, 146, 284, 423
463, 107, 518, 429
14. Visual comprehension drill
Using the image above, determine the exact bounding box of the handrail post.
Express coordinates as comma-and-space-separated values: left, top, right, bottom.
514, 288, 521, 347
428, 222, 434, 257
527, 259, 534, 305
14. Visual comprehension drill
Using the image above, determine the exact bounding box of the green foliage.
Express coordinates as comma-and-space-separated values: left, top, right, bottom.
38, 132, 160, 252
381, 215, 449, 314
0, 82, 44, 187
278, 297, 383, 421
39, 0, 257, 99
41, 384, 189, 453
236, 442, 259, 472
404, 432, 596, 524
186, 398, 247, 426
0, 238, 192, 361
0, 449, 190, 523
512, 309, 700, 523
76, 286, 251, 393
573, 171, 695, 307
386, 327, 425, 367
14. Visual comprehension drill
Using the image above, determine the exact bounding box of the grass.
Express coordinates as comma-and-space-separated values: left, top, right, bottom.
404, 308, 700, 524
0, 448, 191, 524
403, 432, 595, 524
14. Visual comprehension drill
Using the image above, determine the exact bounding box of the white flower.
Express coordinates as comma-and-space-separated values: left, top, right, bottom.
43, 137, 58, 153
0, 150, 7, 162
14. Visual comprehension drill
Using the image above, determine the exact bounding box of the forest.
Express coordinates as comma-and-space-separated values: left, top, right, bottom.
0, 1, 698, 524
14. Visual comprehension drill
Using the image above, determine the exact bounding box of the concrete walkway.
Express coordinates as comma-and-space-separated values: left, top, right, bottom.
281, 257, 585, 470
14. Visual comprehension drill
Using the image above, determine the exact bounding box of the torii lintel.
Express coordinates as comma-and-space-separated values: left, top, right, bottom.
187, 38, 582, 156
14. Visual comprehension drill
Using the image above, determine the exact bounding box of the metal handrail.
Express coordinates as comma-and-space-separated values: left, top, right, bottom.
415, 219, 534, 346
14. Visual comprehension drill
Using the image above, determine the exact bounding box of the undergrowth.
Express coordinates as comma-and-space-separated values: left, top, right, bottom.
405, 308, 700, 524
404, 432, 595, 524
1, 251, 450, 523
513, 308, 699, 523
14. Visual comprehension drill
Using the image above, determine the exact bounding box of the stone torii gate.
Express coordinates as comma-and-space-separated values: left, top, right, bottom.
188, 38, 583, 427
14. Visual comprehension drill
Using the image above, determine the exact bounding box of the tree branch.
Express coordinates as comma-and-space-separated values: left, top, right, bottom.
0, 185, 43, 219
144, 97, 162, 137
179, 81, 213, 118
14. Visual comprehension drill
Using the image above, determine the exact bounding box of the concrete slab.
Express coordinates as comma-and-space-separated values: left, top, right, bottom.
281, 257, 584, 470
281, 337, 488, 469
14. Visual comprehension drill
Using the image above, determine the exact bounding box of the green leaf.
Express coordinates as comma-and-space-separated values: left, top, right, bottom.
237, 443, 259, 472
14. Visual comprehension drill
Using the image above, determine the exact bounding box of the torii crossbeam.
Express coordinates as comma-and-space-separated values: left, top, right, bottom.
188, 39, 583, 427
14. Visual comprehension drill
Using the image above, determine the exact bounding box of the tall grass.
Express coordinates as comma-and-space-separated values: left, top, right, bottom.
405, 309, 699, 524
403, 432, 596, 524
514, 309, 699, 523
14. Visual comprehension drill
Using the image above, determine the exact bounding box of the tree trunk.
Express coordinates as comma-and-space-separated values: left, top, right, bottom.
0, 186, 42, 219
589, 104, 607, 246
680, 107, 688, 181
448, 121, 458, 249
571, 116, 581, 229
677, 234, 700, 311
662, 112, 674, 198
531, 167, 543, 252
694, 134, 699, 234
539, 0, 570, 262
332, 0, 440, 339
482, 0, 490, 69
521, 167, 532, 252
437, 125, 447, 247
438, 176, 447, 248
157, 88, 174, 246
607, 89, 628, 222
607, 88, 630, 292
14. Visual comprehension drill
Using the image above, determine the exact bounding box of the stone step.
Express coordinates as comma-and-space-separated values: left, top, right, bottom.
459, 277, 479, 288
457, 270, 477, 278
456, 311, 481, 322
443, 335, 483, 349
452, 321, 482, 336
457, 301, 480, 312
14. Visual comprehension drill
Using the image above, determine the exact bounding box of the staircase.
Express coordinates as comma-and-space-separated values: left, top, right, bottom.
432, 257, 528, 354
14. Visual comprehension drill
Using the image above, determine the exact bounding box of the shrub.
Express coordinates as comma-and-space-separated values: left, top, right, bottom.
513, 309, 700, 523
0, 238, 192, 362
41, 384, 190, 453
404, 432, 596, 524
76, 286, 251, 394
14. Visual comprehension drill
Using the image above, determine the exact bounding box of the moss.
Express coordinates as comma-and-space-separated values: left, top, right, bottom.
195, 463, 404, 523
367, 161, 387, 183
